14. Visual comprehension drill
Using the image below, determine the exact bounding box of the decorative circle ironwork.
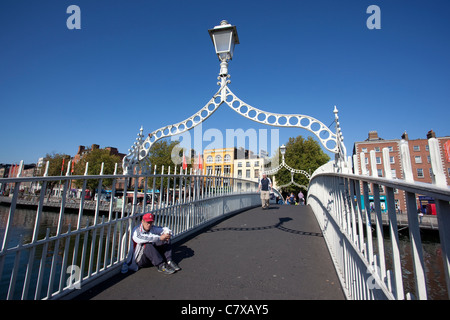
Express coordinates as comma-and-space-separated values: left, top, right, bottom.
122, 82, 345, 173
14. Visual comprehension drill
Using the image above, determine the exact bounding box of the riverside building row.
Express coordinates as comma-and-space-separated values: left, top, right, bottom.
0, 145, 271, 197
352, 130, 450, 214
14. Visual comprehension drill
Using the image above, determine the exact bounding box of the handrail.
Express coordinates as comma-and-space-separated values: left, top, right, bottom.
312, 171, 450, 201
307, 170, 450, 300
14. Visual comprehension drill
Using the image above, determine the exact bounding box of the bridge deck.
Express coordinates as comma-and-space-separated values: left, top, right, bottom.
75, 204, 345, 300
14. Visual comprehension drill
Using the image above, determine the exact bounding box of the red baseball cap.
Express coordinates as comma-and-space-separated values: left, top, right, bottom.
142, 213, 154, 222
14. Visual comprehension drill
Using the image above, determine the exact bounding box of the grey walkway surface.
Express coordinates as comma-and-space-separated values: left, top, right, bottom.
75, 204, 345, 300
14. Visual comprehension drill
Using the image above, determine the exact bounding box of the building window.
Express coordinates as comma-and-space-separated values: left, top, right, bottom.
237, 162, 242, 167
375, 147, 380, 152
224, 165, 231, 176
390, 156, 395, 164
448, 168, 450, 177
215, 155, 222, 163
246, 169, 251, 178
246, 162, 251, 167
376, 157, 381, 164
206, 156, 213, 164
427, 156, 431, 163
417, 168, 424, 178
362, 148, 368, 153
254, 169, 259, 178
206, 166, 213, 175
388, 146, 394, 152
377, 169, 383, 177
237, 170, 242, 178
224, 154, 231, 163
391, 169, 397, 178
254, 161, 259, 166
426, 145, 429, 152
413, 145, 420, 151
414, 156, 422, 164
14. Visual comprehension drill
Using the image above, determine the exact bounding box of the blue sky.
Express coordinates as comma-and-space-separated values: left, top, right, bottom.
1, 0, 449, 165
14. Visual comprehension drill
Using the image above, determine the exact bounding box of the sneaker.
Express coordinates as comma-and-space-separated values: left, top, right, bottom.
157, 262, 175, 274
167, 260, 181, 271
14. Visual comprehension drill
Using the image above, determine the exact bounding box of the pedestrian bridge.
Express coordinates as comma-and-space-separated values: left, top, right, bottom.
0, 161, 449, 300
75, 204, 345, 300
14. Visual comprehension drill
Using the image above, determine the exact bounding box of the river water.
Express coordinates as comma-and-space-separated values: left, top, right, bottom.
0, 205, 97, 299
0, 206, 448, 299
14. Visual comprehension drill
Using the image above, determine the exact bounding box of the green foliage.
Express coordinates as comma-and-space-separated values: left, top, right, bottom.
72, 149, 122, 192
273, 135, 330, 195
147, 140, 182, 172
35, 152, 72, 197
146, 139, 188, 188
39, 152, 71, 177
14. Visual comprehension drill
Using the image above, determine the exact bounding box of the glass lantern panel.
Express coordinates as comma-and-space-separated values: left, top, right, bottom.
214, 30, 232, 53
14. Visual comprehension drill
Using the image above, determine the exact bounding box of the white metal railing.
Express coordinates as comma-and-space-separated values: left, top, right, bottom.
0, 162, 259, 300
307, 171, 450, 300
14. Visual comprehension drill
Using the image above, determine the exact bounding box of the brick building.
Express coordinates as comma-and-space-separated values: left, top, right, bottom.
353, 130, 450, 213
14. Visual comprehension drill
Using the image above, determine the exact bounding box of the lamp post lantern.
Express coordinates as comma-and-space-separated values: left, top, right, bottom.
208, 20, 240, 79
280, 144, 286, 162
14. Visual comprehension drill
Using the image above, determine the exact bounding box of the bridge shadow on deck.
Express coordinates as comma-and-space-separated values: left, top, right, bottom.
75, 204, 345, 300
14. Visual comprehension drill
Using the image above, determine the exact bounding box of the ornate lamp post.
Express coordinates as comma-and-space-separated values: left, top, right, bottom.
122, 20, 346, 175
208, 20, 239, 80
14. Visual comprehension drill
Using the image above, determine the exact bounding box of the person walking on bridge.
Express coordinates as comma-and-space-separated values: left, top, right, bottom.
257, 173, 272, 210
126, 213, 181, 274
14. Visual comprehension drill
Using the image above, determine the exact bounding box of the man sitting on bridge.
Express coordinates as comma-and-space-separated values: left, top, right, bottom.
126, 213, 181, 275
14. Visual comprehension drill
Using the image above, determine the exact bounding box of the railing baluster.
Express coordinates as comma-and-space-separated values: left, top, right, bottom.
373, 183, 387, 282
435, 199, 450, 299
1, 181, 21, 251
7, 235, 23, 300
385, 186, 404, 300
405, 191, 428, 300
58, 225, 72, 293
362, 182, 374, 265
34, 228, 50, 300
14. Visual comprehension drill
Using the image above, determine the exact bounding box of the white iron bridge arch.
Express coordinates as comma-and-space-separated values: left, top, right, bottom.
122, 80, 347, 173
122, 20, 347, 174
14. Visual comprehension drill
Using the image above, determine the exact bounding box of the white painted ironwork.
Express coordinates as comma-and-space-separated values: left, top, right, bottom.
122, 81, 345, 173
223, 86, 341, 155
276, 171, 308, 190
307, 164, 450, 300
260, 144, 311, 192
122, 20, 347, 173
262, 150, 311, 180
0, 161, 259, 300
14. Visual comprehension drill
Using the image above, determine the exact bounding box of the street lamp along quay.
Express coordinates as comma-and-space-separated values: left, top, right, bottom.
122, 20, 346, 174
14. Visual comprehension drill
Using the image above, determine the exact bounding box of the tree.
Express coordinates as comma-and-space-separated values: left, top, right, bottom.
273, 135, 330, 196
38, 152, 72, 177
145, 139, 189, 189
147, 140, 183, 172
37, 153, 72, 198
72, 148, 122, 195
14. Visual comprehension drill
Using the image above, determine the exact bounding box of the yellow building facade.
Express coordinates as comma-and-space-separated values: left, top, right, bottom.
203, 148, 235, 177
